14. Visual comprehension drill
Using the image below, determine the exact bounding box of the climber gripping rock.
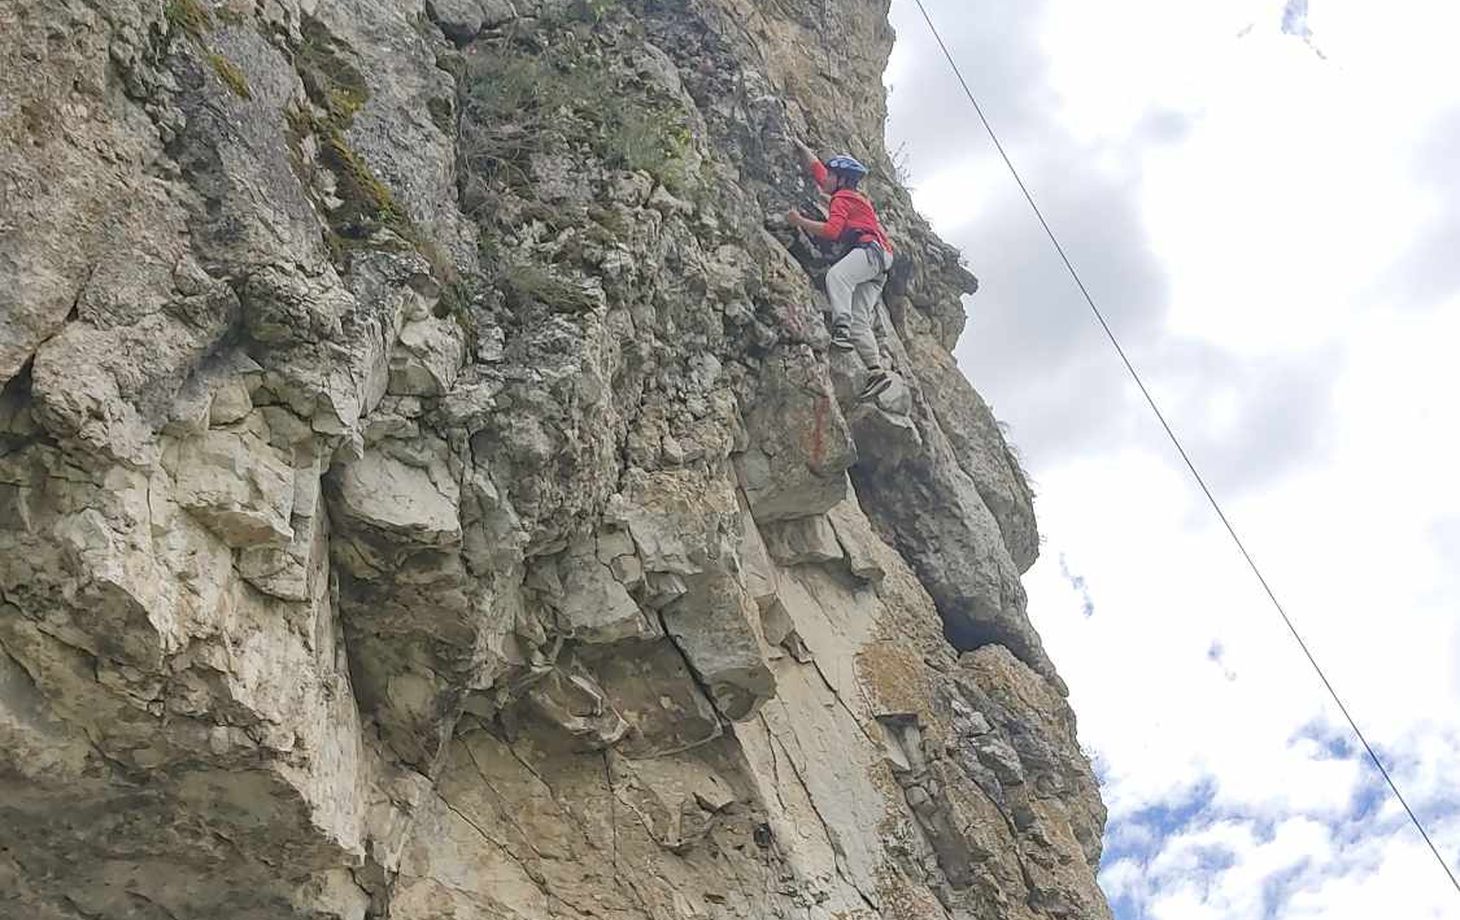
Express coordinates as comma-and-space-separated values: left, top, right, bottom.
786, 140, 896, 401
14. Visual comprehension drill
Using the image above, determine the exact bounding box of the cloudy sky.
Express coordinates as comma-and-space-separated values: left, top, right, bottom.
884, 0, 1460, 916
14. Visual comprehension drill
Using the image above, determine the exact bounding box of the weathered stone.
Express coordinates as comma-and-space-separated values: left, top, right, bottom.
642, 571, 689, 609
975, 734, 1027, 787
595, 527, 644, 589
174, 431, 295, 548
525, 667, 629, 749
0, 0, 1109, 915
331, 452, 460, 545
872, 370, 914, 417
848, 334, 1061, 682
388, 316, 464, 397
327, 442, 491, 768
539, 538, 658, 644
480, 0, 518, 27
209, 378, 256, 426
736, 497, 784, 616
0, 643, 94, 785
761, 514, 843, 566
236, 451, 327, 601
827, 497, 886, 583
952, 646, 1111, 914
427, 0, 487, 44
608, 471, 781, 724
662, 570, 776, 722
693, 778, 736, 813
608, 468, 736, 577
596, 528, 637, 565
237, 516, 317, 602
906, 330, 1039, 572
735, 348, 855, 523
578, 639, 723, 759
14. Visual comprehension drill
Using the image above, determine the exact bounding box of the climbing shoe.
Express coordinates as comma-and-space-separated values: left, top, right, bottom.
830, 323, 855, 351
859, 369, 893, 401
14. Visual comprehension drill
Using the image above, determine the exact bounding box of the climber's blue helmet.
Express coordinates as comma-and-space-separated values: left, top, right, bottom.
825, 154, 869, 182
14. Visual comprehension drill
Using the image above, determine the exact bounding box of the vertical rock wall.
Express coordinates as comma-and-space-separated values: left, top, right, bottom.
0, 0, 1110, 917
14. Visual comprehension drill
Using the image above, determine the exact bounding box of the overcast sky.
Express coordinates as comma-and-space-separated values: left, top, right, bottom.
885, 1, 1460, 916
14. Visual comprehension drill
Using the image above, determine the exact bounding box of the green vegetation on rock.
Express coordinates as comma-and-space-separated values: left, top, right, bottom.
164, 0, 212, 41
206, 51, 252, 99
460, 38, 695, 193
166, 0, 253, 102
284, 15, 423, 261
295, 15, 370, 124
502, 260, 597, 312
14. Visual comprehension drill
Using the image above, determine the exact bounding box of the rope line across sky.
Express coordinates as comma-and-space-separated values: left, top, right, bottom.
906, 0, 1460, 897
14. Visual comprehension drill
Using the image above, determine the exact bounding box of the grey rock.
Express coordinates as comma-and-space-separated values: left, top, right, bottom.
0, 0, 1109, 915
761, 514, 844, 566
906, 329, 1039, 572
332, 452, 460, 544
974, 735, 1027, 787
826, 496, 886, 583
579, 639, 723, 758
538, 537, 658, 644
847, 320, 1061, 683
428, 0, 488, 44
735, 348, 854, 523
480, 0, 518, 28
694, 779, 737, 814
848, 398, 923, 464
872, 371, 914, 417
735, 498, 783, 615
388, 316, 465, 397
662, 570, 776, 721
173, 431, 295, 547
642, 571, 689, 609
210, 378, 256, 426
525, 667, 629, 748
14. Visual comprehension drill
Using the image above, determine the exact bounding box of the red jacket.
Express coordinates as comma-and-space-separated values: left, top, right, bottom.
811, 160, 894, 254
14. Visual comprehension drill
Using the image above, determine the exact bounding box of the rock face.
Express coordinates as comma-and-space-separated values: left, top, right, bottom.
0, 0, 1110, 917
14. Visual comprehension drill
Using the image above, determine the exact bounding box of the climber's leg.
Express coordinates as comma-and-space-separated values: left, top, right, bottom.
853, 248, 894, 401
852, 286, 881, 373
848, 253, 887, 372
825, 247, 881, 351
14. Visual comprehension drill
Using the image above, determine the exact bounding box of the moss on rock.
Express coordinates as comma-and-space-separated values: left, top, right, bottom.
165, 0, 212, 41
206, 51, 252, 99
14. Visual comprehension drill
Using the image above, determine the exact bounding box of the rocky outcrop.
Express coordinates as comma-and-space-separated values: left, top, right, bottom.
0, 0, 1109, 917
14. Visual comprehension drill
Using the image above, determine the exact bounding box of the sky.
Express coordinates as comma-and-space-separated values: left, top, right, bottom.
884, 1, 1460, 917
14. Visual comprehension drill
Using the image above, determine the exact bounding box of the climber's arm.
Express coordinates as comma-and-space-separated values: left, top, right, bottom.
785, 209, 829, 238
793, 138, 823, 178
786, 194, 850, 240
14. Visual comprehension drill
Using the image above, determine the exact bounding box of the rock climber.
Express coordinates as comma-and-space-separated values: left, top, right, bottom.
785, 140, 896, 400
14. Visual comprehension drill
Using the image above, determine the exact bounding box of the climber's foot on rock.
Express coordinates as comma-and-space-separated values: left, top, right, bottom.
859, 369, 893, 401
831, 324, 854, 351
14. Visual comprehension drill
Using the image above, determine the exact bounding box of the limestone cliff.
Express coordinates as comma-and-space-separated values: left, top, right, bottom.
0, 0, 1110, 917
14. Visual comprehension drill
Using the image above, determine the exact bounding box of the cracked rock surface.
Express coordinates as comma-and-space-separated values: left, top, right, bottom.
0, 0, 1110, 917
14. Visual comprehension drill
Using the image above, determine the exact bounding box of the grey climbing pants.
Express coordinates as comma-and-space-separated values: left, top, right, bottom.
826, 244, 891, 372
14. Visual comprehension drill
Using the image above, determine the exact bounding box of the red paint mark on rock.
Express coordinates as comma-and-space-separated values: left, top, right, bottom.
809, 394, 828, 470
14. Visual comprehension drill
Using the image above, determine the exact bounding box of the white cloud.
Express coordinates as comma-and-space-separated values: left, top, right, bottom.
887, 0, 1460, 915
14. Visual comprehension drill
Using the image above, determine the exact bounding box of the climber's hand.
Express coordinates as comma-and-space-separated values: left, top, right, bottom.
784, 208, 803, 228
791, 138, 818, 169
